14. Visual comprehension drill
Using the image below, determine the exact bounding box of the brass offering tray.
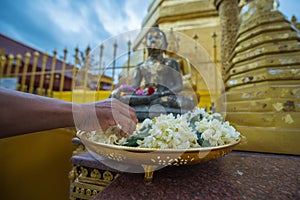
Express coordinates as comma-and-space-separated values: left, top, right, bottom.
80, 133, 241, 184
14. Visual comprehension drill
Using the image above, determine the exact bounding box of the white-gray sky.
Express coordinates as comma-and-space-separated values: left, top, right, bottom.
0, 0, 299, 60
0, 0, 152, 57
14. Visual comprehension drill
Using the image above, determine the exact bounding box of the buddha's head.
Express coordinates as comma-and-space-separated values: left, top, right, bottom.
145, 26, 168, 54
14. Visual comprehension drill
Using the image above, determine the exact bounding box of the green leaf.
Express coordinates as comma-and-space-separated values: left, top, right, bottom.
202, 140, 211, 147
123, 127, 151, 147
123, 137, 143, 147
195, 131, 203, 145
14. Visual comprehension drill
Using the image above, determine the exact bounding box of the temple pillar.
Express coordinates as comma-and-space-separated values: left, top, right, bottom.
214, 0, 240, 79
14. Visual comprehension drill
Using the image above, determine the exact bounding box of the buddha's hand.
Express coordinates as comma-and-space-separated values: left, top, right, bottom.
150, 90, 172, 100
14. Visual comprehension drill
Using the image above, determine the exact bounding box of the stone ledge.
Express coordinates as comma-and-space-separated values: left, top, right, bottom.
93, 151, 300, 199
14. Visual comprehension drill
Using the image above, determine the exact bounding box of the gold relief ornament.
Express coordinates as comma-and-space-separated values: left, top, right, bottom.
91, 169, 101, 179
86, 189, 92, 196
69, 165, 121, 199
291, 69, 300, 75
282, 114, 294, 124
103, 171, 114, 181
292, 88, 300, 98
273, 102, 284, 112
80, 167, 88, 177
68, 166, 78, 183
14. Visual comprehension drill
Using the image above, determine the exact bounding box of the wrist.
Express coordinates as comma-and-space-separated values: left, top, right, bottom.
71, 102, 101, 131
51, 100, 75, 129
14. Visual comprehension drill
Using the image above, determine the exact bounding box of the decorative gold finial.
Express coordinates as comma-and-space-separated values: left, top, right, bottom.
28, 51, 39, 93
20, 52, 31, 91
167, 28, 179, 54
193, 33, 199, 49
291, 15, 297, 24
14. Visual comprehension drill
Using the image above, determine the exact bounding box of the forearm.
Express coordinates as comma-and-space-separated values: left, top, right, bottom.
0, 88, 74, 138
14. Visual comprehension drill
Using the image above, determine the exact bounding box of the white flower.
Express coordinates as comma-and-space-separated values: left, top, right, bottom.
137, 113, 200, 149
141, 118, 152, 128
182, 107, 208, 122
195, 117, 240, 147
77, 125, 128, 146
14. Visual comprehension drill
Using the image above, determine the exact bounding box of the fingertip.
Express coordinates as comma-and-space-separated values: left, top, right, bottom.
120, 130, 127, 137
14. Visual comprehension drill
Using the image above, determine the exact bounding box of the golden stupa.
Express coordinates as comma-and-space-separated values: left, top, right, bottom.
222, 0, 300, 154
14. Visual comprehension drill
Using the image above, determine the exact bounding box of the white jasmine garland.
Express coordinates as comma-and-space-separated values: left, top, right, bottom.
78, 108, 241, 148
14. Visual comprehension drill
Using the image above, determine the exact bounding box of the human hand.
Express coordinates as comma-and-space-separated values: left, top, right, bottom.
73, 98, 138, 136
